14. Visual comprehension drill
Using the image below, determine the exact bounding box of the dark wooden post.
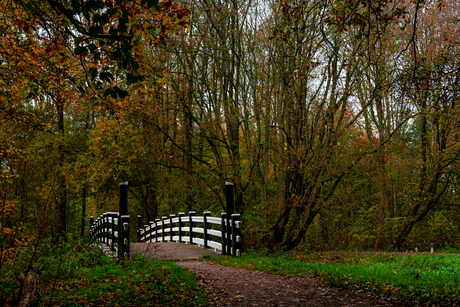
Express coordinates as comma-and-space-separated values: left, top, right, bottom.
99, 215, 103, 242
189, 211, 196, 245
231, 214, 242, 257
103, 213, 108, 244
106, 213, 110, 244
162, 216, 167, 242
108, 213, 112, 246
98, 215, 102, 242
203, 212, 211, 248
120, 214, 130, 258
119, 182, 129, 258
99, 215, 103, 243
108, 214, 112, 245
106, 213, 110, 246
178, 212, 185, 243
99, 216, 103, 242
111, 213, 117, 251
169, 214, 175, 242
137, 215, 142, 242
225, 182, 234, 255
94, 217, 98, 242
119, 182, 128, 215
89, 216, 94, 242
221, 213, 227, 255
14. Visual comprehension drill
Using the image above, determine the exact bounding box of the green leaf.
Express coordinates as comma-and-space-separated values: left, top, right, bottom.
89, 67, 98, 80
74, 37, 83, 45
93, 13, 100, 23
114, 86, 128, 99
99, 13, 109, 26
103, 88, 113, 98
71, 0, 81, 13
74, 46, 86, 55
130, 60, 139, 72
147, 0, 159, 8
88, 43, 97, 52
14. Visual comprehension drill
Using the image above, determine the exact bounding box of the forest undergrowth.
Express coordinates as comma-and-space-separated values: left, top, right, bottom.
0, 238, 210, 307
3, 238, 460, 306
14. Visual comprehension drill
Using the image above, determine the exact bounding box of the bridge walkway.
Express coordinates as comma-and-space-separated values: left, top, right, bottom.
130, 242, 221, 260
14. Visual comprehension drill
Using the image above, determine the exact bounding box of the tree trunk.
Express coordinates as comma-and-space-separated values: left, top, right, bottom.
394, 92, 428, 250
374, 151, 389, 250
80, 185, 86, 238
269, 203, 291, 250
16, 267, 38, 307
55, 98, 67, 238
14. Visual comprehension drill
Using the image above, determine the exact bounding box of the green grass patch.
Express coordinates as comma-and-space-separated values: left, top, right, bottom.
212, 251, 460, 306
36, 256, 210, 306
1, 239, 210, 307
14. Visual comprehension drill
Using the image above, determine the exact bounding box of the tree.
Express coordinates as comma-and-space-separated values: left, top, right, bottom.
392, 0, 460, 249
266, 0, 411, 251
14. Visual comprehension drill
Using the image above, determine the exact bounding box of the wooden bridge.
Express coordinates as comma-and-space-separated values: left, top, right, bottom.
89, 182, 242, 259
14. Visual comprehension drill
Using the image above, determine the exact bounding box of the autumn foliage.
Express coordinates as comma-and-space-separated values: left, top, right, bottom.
0, 0, 460, 293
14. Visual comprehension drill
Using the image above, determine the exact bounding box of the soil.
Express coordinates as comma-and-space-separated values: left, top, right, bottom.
176, 261, 396, 307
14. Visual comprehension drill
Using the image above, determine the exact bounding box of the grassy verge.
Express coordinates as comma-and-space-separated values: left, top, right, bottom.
36, 257, 210, 306
212, 250, 460, 306
1, 239, 210, 307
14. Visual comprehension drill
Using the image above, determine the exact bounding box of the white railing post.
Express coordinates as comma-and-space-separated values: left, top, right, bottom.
169, 214, 175, 242
221, 212, 227, 255
155, 218, 160, 242
178, 212, 185, 243
203, 212, 211, 248
189, 211, 196, 245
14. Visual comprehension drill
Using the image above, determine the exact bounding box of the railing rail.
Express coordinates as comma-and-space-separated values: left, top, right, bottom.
137, 211, 242, 257
89, 211, 130, 258
89, 181, 242, 258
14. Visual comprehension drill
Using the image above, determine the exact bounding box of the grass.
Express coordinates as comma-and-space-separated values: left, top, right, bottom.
1, 239, 210, 307
5, 239, 460, 306
35, 256, 210, 306
212, 250, 460, 306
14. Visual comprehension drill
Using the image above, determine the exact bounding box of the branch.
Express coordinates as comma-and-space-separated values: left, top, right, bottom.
46, 0, 133, 40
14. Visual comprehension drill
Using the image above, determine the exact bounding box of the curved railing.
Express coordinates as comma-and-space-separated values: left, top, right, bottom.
89, 181, 242, 258
137, 211, 242, 257
89, 212, 130, 258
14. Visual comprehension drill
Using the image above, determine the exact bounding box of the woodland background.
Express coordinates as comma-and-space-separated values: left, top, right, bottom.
1, 0, 460, 263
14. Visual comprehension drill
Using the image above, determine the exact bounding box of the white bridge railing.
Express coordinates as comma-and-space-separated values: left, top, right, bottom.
89, 212, 130, 258
137, 211, 242, 257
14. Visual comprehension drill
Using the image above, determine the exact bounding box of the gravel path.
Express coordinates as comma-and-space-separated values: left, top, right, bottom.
176, 261, 395, 307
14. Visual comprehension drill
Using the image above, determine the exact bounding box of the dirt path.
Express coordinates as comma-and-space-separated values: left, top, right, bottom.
176, 261, 395, 307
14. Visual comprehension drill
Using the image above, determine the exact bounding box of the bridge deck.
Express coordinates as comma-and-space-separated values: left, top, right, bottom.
130, 242, 221, 260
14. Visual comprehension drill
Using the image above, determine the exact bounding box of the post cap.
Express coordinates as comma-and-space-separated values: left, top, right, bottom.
120, 181, 128, 186
225, 181, 233, 185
